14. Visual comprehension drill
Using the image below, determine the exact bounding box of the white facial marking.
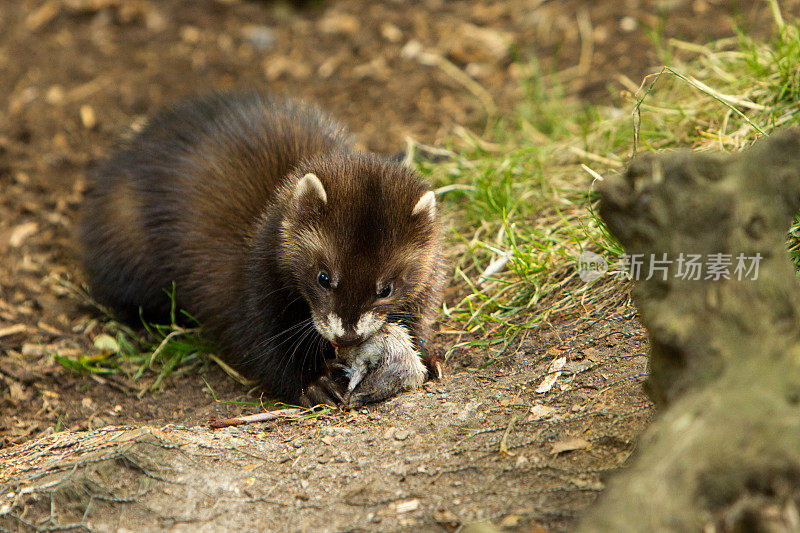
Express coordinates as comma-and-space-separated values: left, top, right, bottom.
327, 313, 345, 338
294, 173, 327, 204
412, 190, 436, 218
312, 313, 333, 342
355, 311, 384, 338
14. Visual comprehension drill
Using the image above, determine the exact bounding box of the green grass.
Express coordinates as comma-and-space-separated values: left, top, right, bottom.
55, 284, 225, 393
429, 11, 800, 358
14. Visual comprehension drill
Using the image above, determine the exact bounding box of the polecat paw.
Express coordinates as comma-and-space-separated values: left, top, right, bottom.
299, 375, 345, 408
423, 355, 444, 380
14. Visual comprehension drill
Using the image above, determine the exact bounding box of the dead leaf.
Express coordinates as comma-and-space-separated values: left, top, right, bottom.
528, 404, 558, 421
93, 334, 120, 353
535, 356, 566, 394
550, 436, 591, 455
0, 324, 27, 338
9, 222, 38, 247
9, 382, 32, 403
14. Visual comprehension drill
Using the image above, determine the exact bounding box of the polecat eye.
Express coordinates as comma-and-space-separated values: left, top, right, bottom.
376, 282, 393, 298
317, 271, 331, 289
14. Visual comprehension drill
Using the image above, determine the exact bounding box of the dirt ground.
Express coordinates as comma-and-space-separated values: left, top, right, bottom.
1, 0, 798, 531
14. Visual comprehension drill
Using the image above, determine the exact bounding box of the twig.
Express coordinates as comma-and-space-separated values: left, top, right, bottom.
209, 408, 303, 429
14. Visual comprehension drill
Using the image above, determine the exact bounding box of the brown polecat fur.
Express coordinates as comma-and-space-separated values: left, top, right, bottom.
79, 92, 443, 406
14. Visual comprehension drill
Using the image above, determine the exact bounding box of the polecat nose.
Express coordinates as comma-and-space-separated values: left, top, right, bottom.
333, 332, 363, 348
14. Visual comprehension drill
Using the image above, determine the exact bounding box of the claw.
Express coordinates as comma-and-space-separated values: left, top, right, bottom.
299, 375, 346, 408
423, 355, 444, 380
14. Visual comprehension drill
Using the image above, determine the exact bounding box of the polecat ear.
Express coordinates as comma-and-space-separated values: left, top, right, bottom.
294, 173, 327, 212
412, 190, 436, 218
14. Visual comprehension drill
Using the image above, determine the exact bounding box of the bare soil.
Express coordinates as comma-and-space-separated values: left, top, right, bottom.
1, 0, 797, 531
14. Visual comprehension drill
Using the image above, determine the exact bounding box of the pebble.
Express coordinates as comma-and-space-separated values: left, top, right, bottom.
80, 105, 97, 129
21, 343, 44, 357
320, 426, 352, 436
240, 24, 276, 51
395, 499, 420, 513
180, 25, 201, 44
45, 85, 64, 105
317, 12, 359, 35
619, 16, 638, 32
393, 429, 410, 441
380, 23, 402, 43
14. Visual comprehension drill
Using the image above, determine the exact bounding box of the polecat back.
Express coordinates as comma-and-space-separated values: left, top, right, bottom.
80, 92, 443, 404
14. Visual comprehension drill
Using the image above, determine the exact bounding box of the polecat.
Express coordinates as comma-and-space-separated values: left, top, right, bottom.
79, 92, 444, 406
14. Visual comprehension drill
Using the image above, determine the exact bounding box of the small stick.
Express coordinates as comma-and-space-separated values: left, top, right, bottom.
210, 408, 302, 429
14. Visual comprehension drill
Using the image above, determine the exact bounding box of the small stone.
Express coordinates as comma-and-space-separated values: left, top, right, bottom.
393, 429, 410, 441
400, 40, 422, 59
240, 24, 276, 51
320, 426, 351, 436
80, 105, 97, 129
317, 12, 359, 35
619, 16, 637, 32
528, 404, 558, 421
395, 499, 420, 513
433, 508, 459, 526
145, 10, 167, 31
380, 23, 402, 43
21, 343, 44, 357
180, 25, 201, 44
45, 85, 64, 104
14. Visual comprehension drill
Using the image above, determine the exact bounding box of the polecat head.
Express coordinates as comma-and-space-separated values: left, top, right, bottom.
277, 153, 439, 348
